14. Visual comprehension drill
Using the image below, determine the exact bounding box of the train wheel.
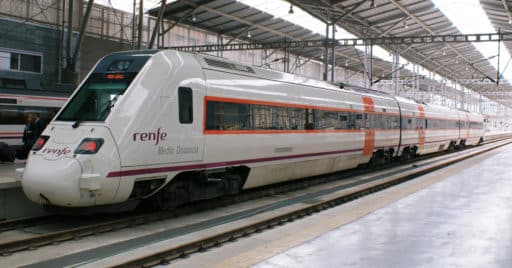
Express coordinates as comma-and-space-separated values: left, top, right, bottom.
459, 140, 466, 149
150, 180, 188, 210
369, 150, 387, 167
400, 148, 414, 162
448, 141, 456, 151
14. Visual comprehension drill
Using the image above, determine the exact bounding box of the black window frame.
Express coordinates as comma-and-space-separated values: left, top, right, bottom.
204, 100, 400, 131
178, 87, 193, 124
3, 51, 43, 74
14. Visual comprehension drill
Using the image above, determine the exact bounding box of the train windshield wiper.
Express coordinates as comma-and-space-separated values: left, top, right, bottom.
97, 95, 120, 121
72, 120, 81, 128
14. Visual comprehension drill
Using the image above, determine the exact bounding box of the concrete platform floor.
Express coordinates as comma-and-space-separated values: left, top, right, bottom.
168, 144, 512, 268
0, 160, 47, 220
0, 160, 24, 187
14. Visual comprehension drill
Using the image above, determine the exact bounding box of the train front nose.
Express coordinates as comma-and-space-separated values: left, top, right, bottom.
22, 156, 84, 206
21, 124, 123, 208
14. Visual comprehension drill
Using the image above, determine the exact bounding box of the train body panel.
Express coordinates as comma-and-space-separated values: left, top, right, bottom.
462, 111, 485, 146
103, 51, 207, 202
421, 104, 460, 154
201, 66, 400, 189
395, 97, 422, 155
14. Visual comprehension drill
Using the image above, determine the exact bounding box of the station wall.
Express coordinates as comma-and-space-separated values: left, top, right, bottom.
0, 18, 64, 91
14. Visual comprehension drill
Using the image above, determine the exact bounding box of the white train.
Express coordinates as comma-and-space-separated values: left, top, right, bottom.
0, 93, 66, 147
20, 50, 484, 209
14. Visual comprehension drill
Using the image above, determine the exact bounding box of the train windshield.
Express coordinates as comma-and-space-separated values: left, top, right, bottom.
56, 73, 135, 122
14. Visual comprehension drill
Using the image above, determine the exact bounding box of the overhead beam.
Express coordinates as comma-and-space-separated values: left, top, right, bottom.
289, 0, 464, 83
163, 32, 512, 52
389, 0, 495, 83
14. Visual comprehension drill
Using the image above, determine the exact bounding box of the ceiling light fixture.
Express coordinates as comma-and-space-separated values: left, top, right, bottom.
345, 60, 349, 67
289, 4, 294, 14
192, 13, 196, 22
372, 0, 377, 8
442, 50, 446, 56
404, 21, 408, 29
247, 31, 252, 38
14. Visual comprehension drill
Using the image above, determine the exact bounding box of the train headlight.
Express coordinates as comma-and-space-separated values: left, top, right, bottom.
32, 136, 49, 151
75, 138, 104, 154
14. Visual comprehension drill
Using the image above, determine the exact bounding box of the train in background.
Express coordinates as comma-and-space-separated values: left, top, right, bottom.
0, 91, 67, 148
19, 50, 484, 211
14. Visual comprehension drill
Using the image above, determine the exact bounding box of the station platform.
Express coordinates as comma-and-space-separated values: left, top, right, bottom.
0, 160, 47, 220
169, 142, 512, 267
0, 160, 24, 189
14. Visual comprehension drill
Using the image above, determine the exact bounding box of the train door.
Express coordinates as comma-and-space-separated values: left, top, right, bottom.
165, 86, 204, 164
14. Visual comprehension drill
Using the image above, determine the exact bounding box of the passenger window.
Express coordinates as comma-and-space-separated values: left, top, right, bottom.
178, 87, 193, 124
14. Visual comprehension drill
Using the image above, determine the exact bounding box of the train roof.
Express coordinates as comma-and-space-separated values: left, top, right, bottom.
191, 52, 397, 101
108, 50, 481, 115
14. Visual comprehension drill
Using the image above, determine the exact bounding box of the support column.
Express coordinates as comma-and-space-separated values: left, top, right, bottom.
392, 50, 400, 96
324, 23, 329, 81
216, 34, 221, 57
66, 0, 74, 68
137, 0, 143, 50
331, 24, 335, 82
453, 82, 458, 108
284, 38, 289, 73
363, 42, 373, 88
441, 79, 446, 106
479, 92, 483, 114
497, 28, 501, 88
149, 0, 166, 49
428, 71, 432, 103
132, 0, 136, 49
70, 0, 94, 72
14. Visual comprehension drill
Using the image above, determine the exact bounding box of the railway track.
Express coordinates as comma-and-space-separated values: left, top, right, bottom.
110, 138, 512, 267
1, 136, 510, 260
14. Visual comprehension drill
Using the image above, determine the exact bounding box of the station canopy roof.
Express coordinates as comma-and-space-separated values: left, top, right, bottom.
480, 0, 512, 58
149, 0, 512, 105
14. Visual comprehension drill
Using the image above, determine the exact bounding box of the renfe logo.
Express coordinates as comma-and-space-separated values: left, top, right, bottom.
133, 128, 167, 145
41, 147, 71, 157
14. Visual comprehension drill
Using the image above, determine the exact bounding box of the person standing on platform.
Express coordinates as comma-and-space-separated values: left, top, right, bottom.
33, 113, 46, 139
21, 113, 36, 159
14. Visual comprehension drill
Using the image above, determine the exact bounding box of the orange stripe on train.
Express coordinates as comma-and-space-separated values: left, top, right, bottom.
418, 105, 425, 148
